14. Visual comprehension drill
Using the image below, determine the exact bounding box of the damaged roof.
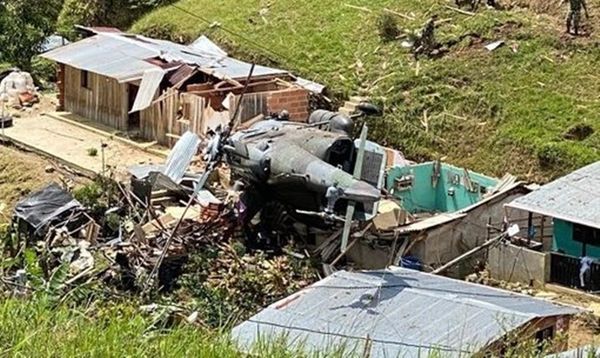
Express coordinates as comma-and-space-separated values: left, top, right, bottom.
41, 32, 290, 83
506, 161, 600, 229
232, 268, 579, 358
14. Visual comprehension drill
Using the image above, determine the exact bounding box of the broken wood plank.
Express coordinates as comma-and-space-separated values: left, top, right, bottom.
444, 5, 475, 16
384, 8, 415, 20
330, 238, 359, 266
344, 3, 371, 12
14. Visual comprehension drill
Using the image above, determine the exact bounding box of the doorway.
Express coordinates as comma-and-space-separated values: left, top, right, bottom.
128, 84, 140, 131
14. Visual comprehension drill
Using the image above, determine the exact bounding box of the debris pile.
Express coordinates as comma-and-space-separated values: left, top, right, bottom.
0, 69, 39, 109
1, 132, 320, 323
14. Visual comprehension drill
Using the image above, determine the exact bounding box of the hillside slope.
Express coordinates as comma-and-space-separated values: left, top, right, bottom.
133, 0, 600, 181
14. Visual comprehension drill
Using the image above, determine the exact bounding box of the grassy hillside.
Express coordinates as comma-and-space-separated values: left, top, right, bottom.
133, 0, 600, 181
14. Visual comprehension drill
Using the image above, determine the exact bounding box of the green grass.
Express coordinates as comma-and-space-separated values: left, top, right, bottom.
0, 297, 581, 357
132, 0, 600, 181
0, 297, 344, 357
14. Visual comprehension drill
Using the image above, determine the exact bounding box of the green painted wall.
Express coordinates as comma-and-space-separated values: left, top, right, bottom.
552, 219, 600, 258
386, 162, 498, 214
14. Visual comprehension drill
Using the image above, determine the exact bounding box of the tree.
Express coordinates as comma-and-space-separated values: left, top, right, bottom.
0, 0, 63, 69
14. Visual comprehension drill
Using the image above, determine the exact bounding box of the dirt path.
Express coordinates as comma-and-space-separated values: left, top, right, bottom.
1, 114, 164, 179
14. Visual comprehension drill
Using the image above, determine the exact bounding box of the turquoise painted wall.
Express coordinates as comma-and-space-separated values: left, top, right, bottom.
386, 164, 436, 213
386, 162, 498, 214
553, 219, 600, 258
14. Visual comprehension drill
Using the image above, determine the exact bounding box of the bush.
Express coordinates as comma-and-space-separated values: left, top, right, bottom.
376, 12, 400, 42
87, 147, 98, 156
537, 142, 567, 169
30, 57, 57, 90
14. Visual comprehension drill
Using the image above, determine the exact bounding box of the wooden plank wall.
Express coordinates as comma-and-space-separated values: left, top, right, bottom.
180, 93, 206, 136
234, 92, 269, 123
140, 88, 179, 146
63, 66, 128, 130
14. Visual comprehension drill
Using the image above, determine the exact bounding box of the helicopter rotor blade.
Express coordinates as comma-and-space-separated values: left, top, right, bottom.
340, 124, 368, 252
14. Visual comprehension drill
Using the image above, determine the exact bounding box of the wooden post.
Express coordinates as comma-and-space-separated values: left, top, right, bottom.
527, 212, 533, 245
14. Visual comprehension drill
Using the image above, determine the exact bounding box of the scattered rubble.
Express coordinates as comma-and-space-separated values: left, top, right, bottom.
466, 269, 537, 296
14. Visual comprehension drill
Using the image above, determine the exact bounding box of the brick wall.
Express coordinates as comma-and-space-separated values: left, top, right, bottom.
57, 64, 65, 111
266, 87, 309, 122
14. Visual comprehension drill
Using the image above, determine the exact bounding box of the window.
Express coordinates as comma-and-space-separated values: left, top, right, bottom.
394, 175, 413, 192
535, 326, 555, 352
573, 224, 600, 246
80, 70, 90, 89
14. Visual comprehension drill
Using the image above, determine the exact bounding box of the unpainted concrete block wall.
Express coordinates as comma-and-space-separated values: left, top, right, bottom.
488, 242, 550, 287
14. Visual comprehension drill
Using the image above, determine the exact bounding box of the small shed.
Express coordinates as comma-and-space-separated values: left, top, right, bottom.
232, 267, 579, 357
40, 29, 318, 147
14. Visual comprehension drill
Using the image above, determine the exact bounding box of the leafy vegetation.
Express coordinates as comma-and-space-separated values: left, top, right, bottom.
133, 0, 600, 181
0, 0, 63, 69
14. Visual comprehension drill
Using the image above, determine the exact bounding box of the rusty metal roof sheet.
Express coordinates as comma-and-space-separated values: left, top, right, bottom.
232, 268, 580, 358
506, 161, 600, 229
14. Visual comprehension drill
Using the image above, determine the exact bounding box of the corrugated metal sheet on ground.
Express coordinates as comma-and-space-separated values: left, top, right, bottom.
163, 131, 201, 184
130, 69, 165, 113
506, 161, 600, 230
232, 268, 580, 358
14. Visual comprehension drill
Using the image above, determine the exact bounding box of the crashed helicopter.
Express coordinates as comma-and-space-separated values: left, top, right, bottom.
214, 103, 386, 229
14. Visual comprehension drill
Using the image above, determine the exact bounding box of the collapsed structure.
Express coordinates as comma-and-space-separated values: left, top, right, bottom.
40, 27, 321, 147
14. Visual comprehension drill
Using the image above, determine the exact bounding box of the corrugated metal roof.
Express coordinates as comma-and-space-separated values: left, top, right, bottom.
506, 162, 600, 229
189, 35, 228, 57
40, 35, 69, 53
40, 35, 159, 82
41, 32, 290, 82
130, 68, 165, 113
232, 268, 580, 357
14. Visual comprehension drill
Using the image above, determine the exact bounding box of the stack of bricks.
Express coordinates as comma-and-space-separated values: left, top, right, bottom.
266, 87, 310, 122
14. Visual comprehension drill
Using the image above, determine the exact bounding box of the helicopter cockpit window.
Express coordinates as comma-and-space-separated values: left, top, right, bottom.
326, 139, 354, 172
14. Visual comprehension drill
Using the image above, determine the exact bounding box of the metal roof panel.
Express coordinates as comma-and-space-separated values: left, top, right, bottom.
506, 162, 600, 229
232, 268, 580, 357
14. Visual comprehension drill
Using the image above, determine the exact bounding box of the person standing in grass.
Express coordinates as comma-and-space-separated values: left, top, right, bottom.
565, 0, 589, 35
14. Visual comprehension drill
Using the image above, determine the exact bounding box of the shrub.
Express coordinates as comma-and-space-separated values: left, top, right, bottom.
376, 12, 400, 42
87, 147, 98, 156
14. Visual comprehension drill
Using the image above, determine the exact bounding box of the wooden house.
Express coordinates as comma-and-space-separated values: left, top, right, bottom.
41, 29, 319, 147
